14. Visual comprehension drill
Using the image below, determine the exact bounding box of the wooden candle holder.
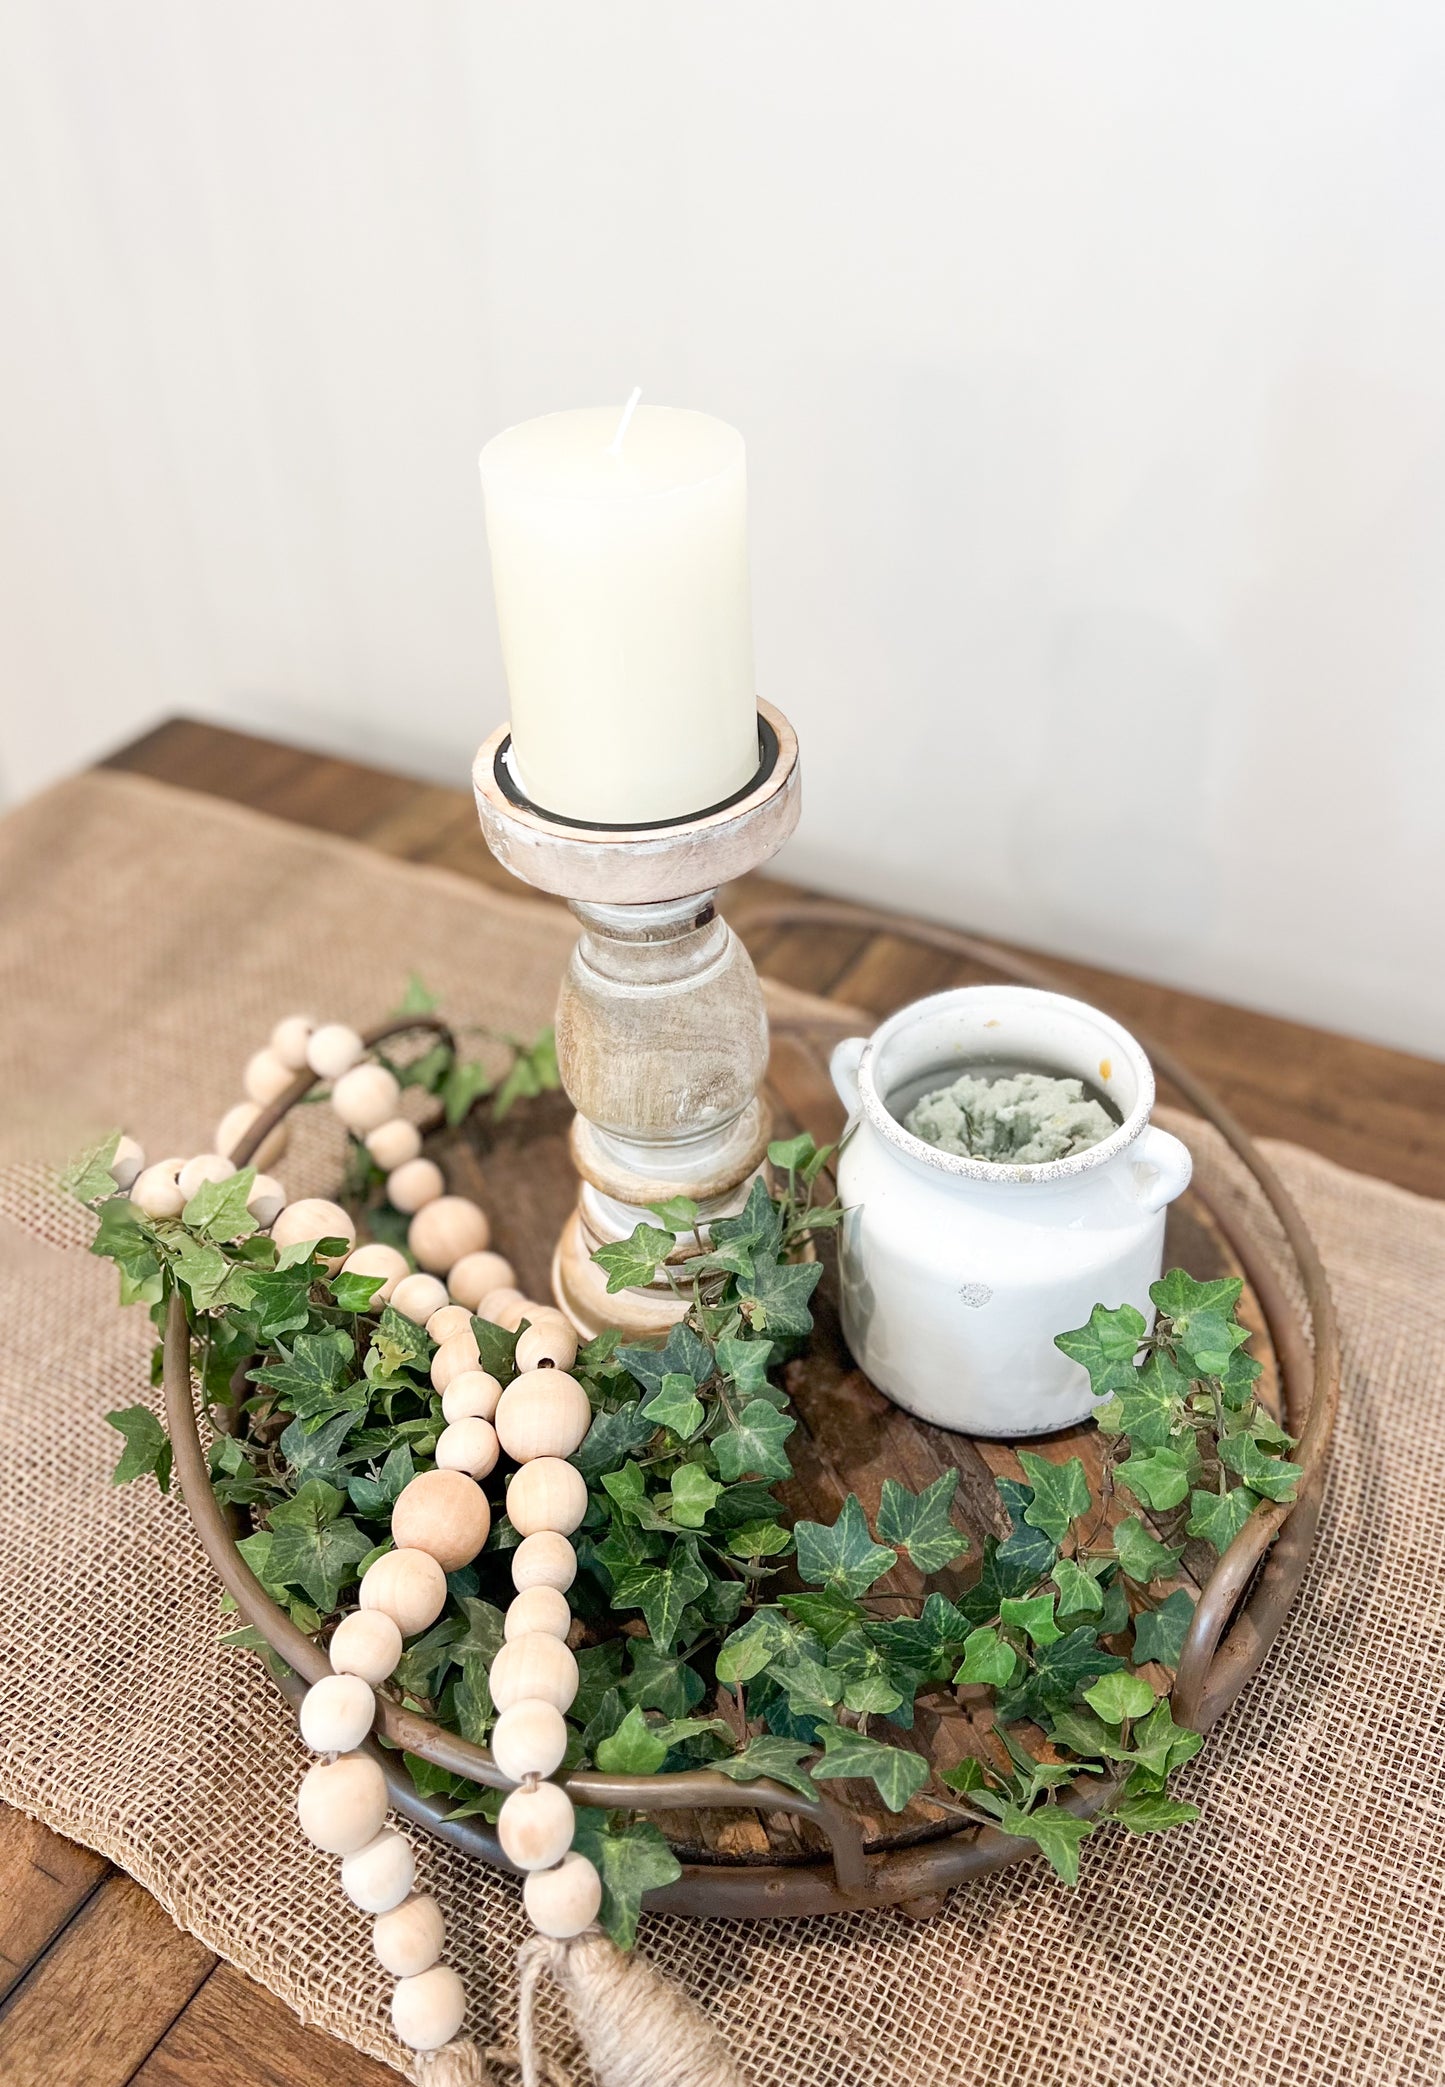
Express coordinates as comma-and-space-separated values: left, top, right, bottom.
473, 700, 801, 1337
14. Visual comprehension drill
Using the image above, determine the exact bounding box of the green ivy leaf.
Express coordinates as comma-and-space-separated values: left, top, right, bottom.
1132, 1588, 1196, 1669
366, 1306, 433, 1388
713, 1398, 797, 1483
1053, 1301, 1147, 1399
640, 1373, 705, 1442
795, 1496, 897, 1598
736, 1255, 824, 1338
715, 1608, 796, 1685
441, 1059, 493, 1127
1051, 1556, 1107, 1619
1017, 1452, 1092, 1542
1000, 1593, 1062, 1647
1216, 1432, 1302, 1503
876, 1469, 969, 1573
1125, 1702, 1205, 1784
571, 1810, 682, 1950
265, 1481, 372, 1610
594, 1223, 677, 1294
1112, 1515, 1184, 1584
470, 1314, 520, 1380
714, 1336, 774, 1396
668, 1463, 722, 1528
1186, 1485, 1259, 1551
608, 1544, 710, 1653
710, 1176, 785, 1259
236, 1266, 314, 1342
331, 1270, 386, 1313
617, 1322, 714, 1400
780, 1588, 869, 1648
1149, 1269, 1252, 1377
1083, 1670, 1157, 1725
63, 1131, 124, 1204
346, 1442, 416, 1519
647, 1196, 699, 1234
993, 1480, 1061, 1585
995, 1627, 1127, 1725
248, 1328, 360, 1421
279, 1410, 360, 1489
180, 1167, 259, 1243
1113, 1790, 1201, 1834
1117, 1447, 1194, 1512
595, 1704, 670, 1775
1092, 1348, 1193, 1448
813, 1725, 931, 1813
393, 971, 439, 1016
725, 1518, 793, 1558
953, 1626, 1019, 1688
711, 1735, 816, 1801
998, 1802, 1095, 1885
621, 1639, 705, 1719
106, 1405, 172, 1492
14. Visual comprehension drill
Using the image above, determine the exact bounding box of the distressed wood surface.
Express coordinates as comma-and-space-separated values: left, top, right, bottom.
2, 714, 1436, 2084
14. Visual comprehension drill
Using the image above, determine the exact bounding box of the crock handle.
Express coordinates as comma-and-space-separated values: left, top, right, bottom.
829, 1037, 867, 1118
1130, 1124, 1193, 1213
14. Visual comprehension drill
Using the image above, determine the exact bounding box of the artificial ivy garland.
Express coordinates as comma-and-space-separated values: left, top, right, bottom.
69, 991, 1302, 2010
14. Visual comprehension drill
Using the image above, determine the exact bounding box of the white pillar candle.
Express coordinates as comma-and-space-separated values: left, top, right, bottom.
479, 402, 759, 825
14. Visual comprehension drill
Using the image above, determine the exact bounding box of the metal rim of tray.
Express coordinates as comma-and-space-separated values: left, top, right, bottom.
163, 921, 1340, 1921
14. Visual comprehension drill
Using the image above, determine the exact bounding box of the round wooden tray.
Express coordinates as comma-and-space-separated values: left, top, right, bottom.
164, 923, 1339, 1922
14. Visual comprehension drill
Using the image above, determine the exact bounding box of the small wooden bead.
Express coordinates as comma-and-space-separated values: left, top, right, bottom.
524, 1851, 603, 1939
506, 1458, 588, 1539
331, 1062, 401, 1136
435, 1417, 499, 1481
476, 1286, 528, 1331
177, 1152, 235, 1202
341, 1828, 414, 1912
409, 1196, 489, 1273
426, 1304, 474, 1344
495, 1371, 591, 1464
388, 1158, 445, 1216
391, 1964, 466, 2054
296, 1752, 388, 1854
497, 1780, 575, 1871
330, 1608, 403, 1685
270, 1014, 315, 1070
247, 1173, 287, 1227
511, 1531, 577, 1594
373, 1893, 445, 1978
514, 1315, 580, 1374
490, 1698, 569, 1782
430, 1328, 480, 1393
360, 1548, 447, 1637
447, 1250, 516, 1311
390, 1272, 449, 1325
504, 1585, 572, 1642
391, 1470, 490, 1572
489, 1632, 579, 1715
365, 1117, 422, 1171
299, 1673, 375, 1754
340, 1243, 410, 1306
215, 1100, 287, 1171
442, 1371, 503, 1424
131, 1158, 186, 1219
270, 1198, 356, 1271
306, 1022, 365, 1081
109, 1135, 144, 1191
244, 1046, 295, 1107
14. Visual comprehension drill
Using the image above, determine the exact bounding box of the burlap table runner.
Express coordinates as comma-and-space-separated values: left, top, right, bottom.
2, 770, 1441, 2086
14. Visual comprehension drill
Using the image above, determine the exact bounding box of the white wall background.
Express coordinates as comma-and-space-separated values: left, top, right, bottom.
1, 2, 1442, 1055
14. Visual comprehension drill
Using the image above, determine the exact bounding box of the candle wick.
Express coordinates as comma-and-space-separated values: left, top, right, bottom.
608, 386, 643, 456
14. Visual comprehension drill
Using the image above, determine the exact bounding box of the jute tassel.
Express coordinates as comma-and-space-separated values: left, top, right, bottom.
416, 2041, 501, 2087
515, 1929, 750, 2087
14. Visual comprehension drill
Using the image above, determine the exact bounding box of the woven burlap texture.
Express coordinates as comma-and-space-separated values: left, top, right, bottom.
1, 770, 1441, 2087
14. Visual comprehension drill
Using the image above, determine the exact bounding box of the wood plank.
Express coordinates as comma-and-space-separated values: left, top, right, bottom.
0, 1873, 212, 2087
130, 1964, 403, 2087
0, 1812, 109, 2005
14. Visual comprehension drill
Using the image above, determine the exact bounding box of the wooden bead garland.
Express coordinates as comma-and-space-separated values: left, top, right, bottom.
409, 1194, 490, 1272
447, 1249, 515, 1309
390, 1271, 449, 1325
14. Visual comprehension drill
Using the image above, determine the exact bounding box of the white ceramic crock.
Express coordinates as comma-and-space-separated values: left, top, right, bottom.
830, 986, 1193, 1438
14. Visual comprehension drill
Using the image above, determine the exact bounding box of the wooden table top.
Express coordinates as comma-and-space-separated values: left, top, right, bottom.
4, 716, 1441, 2087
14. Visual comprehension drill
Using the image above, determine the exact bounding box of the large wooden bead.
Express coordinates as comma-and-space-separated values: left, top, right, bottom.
307, 1023, 365, 1081
331, 1062, 402, 1136
329, 1608, 403, 1685
365, 1117, 422, 1171
489, 1632, 579, 1715
504, 1585, 572, 1642
495, 1371, 591, 1464
341, 1828, 414, 1913
490, 1698, 569, 1782
506, 1458, 588, 1538
391, 1964, 466, 2053
511, 1531, 577, 1594
271, 1198, 355, 1271
109, 1135, 144, 1191
447, 1250, 516, 1311
388, 1158, 445, 1215
296, 1752, 388, 1854
391, 1470, 490, 1572
131, 1159, 186, 1219
247, 1173, 287, 1227
430, 1328, 480, 1393
409, 1196, 488, 1273
524, 1851, 603, 1939
425, 1304, 474, 1344
373, 1893, 444, 1978
270, 1014, 315, 1071
390, 1272, 449, 1325
435, 1417, 499, 1481
299, 1673, 375, 1754
497, 1780, 575, 1871
177, 1152, 235, 1201
477, 1287, 528, 1331
341, 1242, 410, 1306
514, 1315, 580, 1374
442, 1370, 503, 1424
360, 1548, 447, 1637
215, 1100, 287, 1171
244, 1046, 295, 1107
